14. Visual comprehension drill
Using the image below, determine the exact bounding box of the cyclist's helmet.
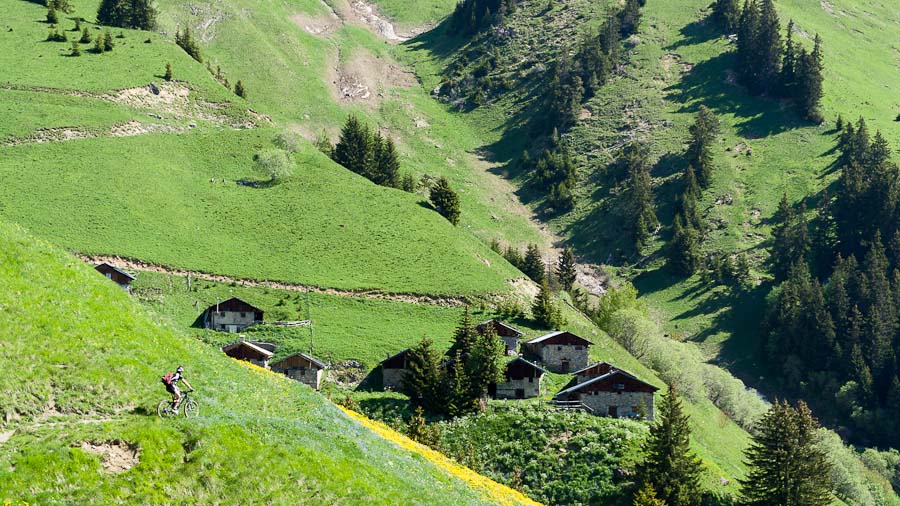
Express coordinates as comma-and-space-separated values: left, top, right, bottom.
176, 366, 184, 373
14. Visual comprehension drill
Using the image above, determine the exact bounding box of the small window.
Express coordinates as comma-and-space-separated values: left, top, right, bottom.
528, 377, 533, 383
614, 383, 625, 390
240, 312, 247, 318
105, 273, 112, 279
556, 346, 562, 351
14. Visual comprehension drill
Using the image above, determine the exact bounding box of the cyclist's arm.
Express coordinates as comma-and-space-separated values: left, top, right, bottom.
181, 378, 194, 391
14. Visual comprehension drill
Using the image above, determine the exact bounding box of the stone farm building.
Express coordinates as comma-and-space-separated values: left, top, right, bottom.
491, 357, 547, 399
271, 352, 327, 390
525, 331, 591, 373
222, 340, 274, 369
555, 368, 658, 420
574, 362, 618, 384
381, 349, 411, 391
94, 263, 136, 292
476, 319, 524, 356
202, 297, 264, 333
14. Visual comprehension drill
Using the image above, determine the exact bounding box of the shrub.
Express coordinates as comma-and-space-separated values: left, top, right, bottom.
69, 40, 80, 56
163, 63, 172, 81
253, 149, 293, 183
234, 80, 247, 99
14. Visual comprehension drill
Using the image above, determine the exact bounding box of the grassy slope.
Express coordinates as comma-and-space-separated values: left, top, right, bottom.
0, 0, 523, 296
131, 269, 751, 487
0, 221, 523, 505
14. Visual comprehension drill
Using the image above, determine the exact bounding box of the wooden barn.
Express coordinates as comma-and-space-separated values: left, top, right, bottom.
573, 362, 619, 384
492, 357, 547, 399
381, 349, 411, 391
524, 331, 591, 373
476, 319, 524, 356
222, 340, 273, 369
94, 263, 136, 292
554, 369, 658, 420
271, 352, 327, 390
202, 297, 264, 333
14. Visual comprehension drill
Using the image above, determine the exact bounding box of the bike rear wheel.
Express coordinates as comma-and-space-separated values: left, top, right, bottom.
157, 399, 176, 418
183, 398, 199, 418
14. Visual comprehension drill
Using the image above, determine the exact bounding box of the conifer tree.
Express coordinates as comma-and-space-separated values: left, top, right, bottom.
740, 400, 833, 506
450, 307, 478, 356
103, 30, 114, 51
370, 135, 400, 188
333, 116, 370, 177
522, 244, 545, 284
175, 25, 202, 63
795, 35, 824, 123
636, 386, 703, 506
556, 246, 577, 291
402, 338, 445, 414
96, 0, 157, 30
713, 0, 740, 32
754, 0, 783, 94
93, 32, 104, 53
163, 63, 173, 81
736, 0, 760, 83
668, 215, 702, 276
624, 143, 658, 253
686, 106, 720, 188
234, 80, 247, 99
73, 17, 81, 32
633, 483, 667, 506
70, 40, 80, 56
445, 352, 474, 417
618, 0, 642, 37
465, 323, 506, 400
532, 279, 563, 328
46, 7, 58, 24
429, 177, 461, 225
80, 27, 91, 43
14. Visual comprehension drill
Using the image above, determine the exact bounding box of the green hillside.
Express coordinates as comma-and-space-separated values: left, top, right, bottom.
0, 220, 536, 504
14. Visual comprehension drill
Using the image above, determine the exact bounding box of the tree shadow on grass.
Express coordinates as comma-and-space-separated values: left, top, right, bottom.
664, 17, 722, 52
664, 52, 808, 139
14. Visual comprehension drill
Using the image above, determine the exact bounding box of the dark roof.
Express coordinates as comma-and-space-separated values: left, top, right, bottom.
507, 357, 548, 374
380, 348, 410, 365
526, 331, 592, 346
554, 370, 658, 397
95, 263, 136, 280
476, 319, 524, 337
221, 340, 274, 358
206, 297, 264, 314
271, 352, 326, 369
572, 361, 616, 376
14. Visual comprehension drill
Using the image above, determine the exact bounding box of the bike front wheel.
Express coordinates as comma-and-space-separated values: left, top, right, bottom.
157, 399, 176, 418
182, 398, 199, 418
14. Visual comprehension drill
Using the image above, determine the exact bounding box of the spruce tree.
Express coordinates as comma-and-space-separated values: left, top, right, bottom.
93, 32, 104, 53
465, 322, 506, 401
686, 106, 720, 188
625, 143, 658, 253
402, 338, 445, 414
633, 483, 667, 506
46, 7, 58, 24
736, 0, 760, 84
103, 30, 114, 51
637, 386, 703, 506
532, 279, 562, 328
333, 116, 370, 177
754, 0, 783, 94
795, 35, 824, 123
450, 306, 477, 356
430, 177, 462, 225
80, 27, 91, 43
714, 0, 740, 32
164, 63, 173, 81
740, 400, 833, 506
522, 244, 545, 284
371, 135, 400, 188
668, 215, 702, 276
175, 25, 202, 63
556, 246, 577, 291
69, 40, 80, 56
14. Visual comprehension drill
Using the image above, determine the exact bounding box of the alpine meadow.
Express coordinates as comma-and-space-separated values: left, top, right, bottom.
1, 0, 899, 504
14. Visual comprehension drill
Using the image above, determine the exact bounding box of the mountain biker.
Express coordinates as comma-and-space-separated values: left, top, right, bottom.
162, 366, 194, 410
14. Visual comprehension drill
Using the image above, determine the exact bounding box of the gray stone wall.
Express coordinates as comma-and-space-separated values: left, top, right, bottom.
578, 391, 655, 420
540, 345, 589, 373
382, 368, 407, 391
210, 311, 258, 332
495, 376, 542, 399
279, 367, 323, 390
502, 335, 519, 356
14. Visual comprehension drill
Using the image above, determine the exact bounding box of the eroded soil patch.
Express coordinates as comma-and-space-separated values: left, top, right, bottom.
80, 440, 139, 473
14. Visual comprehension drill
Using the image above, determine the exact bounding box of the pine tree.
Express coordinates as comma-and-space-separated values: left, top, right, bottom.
96, 0, 157, 30
371, 135, 400, 188
618, 0, 642, 37
736, 0, 760, 83
780, 20, 797, 97
429, 177, 461, 225
686, 106, 720, 188
532, 279, 563, 328
175, 25, 202, 63
445, 352, 473, 417
636, 386, 703, 506
69, 40, 80, 56
522, 244, 545, 283
402, 338, 445, 414
73, 16, 81, 32
795, 38, 824, 123
740, 400, 833, 506
556, 246, 577, 291
633, 483, 667, 506
668, 215, 702, 276
93, 32, 104, 53
835, 114, 843, 131
79, 27, 91, 43
465, 322, 506, 400
234, 80, 247, 99
754, 0, 783, 94
46, 7, 58, 24
714, 0, 741, 32
164, 63, 173, 81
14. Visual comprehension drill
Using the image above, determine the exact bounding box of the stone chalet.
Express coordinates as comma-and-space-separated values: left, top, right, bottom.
381, 349, 411, 391
94, 263, 136, 292
524, 331, 591, 373
202, 297, 264, 333
271, 352, 327, 390
476, 319, 524, 356
574, 362, 619, 384
555, 368, 658, 420
491, 357, 547, 399
222, 340, 274, 369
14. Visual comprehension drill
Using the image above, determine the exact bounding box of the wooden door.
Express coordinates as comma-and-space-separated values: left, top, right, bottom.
515, 389, 525, 399
608, 406, 618, 418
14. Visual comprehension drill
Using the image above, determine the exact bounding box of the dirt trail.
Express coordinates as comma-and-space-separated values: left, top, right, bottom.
79, 254, 516, 307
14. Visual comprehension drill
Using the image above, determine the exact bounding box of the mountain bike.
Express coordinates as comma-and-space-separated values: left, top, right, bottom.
157, 390, 199, 418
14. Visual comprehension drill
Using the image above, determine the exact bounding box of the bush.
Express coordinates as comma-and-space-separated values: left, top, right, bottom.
253, 149, 293, 183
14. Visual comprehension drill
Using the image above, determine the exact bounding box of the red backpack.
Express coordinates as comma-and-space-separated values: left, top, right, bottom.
161, 373, 175, 386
